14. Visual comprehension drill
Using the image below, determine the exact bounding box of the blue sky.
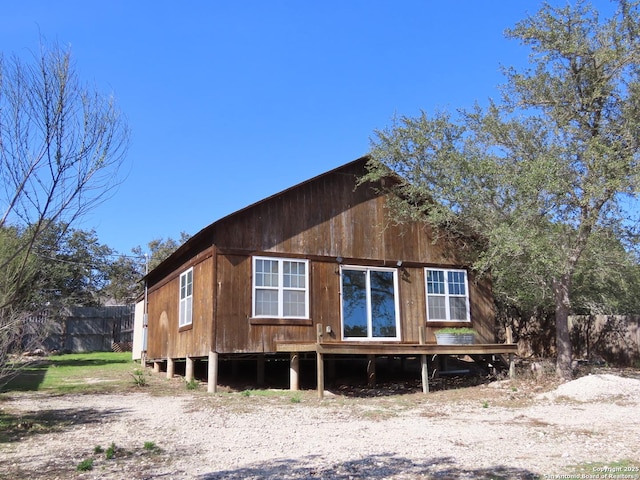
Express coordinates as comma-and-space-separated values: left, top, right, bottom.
1, 1, 617, 255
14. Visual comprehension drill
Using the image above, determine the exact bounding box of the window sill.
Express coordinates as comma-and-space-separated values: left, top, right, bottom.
250, 318, 313, 326
179, 323, 193, 332
426, 321, 472, 328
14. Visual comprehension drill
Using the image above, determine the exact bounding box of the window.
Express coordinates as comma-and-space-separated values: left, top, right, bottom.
340, 266, 400, 340
253, 257, 309, 318
425, 268, 470, 322
179, 268, 193, 327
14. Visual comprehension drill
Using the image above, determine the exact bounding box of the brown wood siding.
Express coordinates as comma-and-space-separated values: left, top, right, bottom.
212, 166, 462, 267
215, 253, 319, 353
146, 255, 214, 359
145, 158, 496, 358
211, 252, 494, 353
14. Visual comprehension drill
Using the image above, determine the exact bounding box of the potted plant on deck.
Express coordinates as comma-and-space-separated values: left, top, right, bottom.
435, 327, 476, 345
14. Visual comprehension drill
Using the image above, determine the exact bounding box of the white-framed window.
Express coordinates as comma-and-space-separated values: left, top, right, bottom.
179, 268, 193, 327
425, 268, 470, 322
253, 257, 309, 318
340, 266, 401, 340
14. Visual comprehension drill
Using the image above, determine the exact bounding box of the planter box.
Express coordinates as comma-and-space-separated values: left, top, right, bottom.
435, 333, 475, 345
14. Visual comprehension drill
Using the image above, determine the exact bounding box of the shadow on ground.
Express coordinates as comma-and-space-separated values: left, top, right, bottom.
197, 454, 538, 480
0, 406, 128, 443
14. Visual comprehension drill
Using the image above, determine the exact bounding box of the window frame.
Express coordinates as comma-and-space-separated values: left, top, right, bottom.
340, 265, 401, 341
424, 268, 471, 323
179, 267, 193, 328
252, 256, 310, 320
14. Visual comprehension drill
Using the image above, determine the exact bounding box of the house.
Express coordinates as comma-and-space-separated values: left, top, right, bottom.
137, 157, 516, 396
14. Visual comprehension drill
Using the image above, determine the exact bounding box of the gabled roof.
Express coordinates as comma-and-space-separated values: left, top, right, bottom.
146, 155, 372, 282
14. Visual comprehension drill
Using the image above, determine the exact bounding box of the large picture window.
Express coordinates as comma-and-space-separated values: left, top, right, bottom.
425, 268, 470, 322
340, 266, 400, 340
253, 257, 309, 318
179, 268, 193, 327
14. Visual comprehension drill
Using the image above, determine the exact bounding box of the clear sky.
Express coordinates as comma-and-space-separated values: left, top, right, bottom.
0, 1, 617, 255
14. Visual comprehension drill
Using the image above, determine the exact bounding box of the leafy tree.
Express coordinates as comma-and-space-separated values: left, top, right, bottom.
99, 233, 192, 305
0, 40, 129, 376
104, 254, 145, 305
571, 230, 640, 315
33, 224, 116, 307
364, 0, 640, 379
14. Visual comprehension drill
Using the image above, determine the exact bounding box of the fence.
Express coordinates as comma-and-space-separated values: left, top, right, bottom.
39, 305, 135, 353
569, 315, 640, 366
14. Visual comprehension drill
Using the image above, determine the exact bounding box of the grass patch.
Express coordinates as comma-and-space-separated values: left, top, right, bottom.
143, 441, 157, 451
185, 379, 199, 390
1, 352, 140, 394
239, 389, 293, 398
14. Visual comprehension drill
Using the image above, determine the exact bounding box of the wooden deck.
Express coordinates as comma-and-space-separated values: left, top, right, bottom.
276, 325, 517, 398
276, 341, 518, 356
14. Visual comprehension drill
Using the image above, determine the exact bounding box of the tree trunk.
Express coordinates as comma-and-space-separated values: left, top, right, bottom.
553, 276, 573, 380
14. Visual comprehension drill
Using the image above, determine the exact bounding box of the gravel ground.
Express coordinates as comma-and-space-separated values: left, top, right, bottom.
1, 372, 639, 479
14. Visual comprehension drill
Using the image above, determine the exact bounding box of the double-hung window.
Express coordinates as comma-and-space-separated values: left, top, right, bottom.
179, 268, 193, 327
340, 266, 400, 340
425, 268, 470, 322
253, 257, 309, 318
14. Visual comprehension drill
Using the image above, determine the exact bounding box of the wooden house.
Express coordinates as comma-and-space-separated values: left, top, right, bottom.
140, 157, 516, 396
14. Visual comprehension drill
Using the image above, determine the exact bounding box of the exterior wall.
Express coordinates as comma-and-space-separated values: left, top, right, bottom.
146, 249, 214, 360
213, 254, 494, 353
132, 300, 145, 360
145, 158, 496, 359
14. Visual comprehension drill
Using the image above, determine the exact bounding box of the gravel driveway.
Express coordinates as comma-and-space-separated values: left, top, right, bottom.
1, 373, 639, 479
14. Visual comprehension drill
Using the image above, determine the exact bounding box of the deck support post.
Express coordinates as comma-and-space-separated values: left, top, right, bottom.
419, 326, 429, 393
290, 353, 299, 391
316, 351, 324, 398
506, 326, 516, 379
207, 350, 218, 393
166, 358, 174, 379
185, 356, 194, 383
153, 361, 160, 374
257, 354, 265, 386
366, 355, 376, 387
316, 324, 324, 399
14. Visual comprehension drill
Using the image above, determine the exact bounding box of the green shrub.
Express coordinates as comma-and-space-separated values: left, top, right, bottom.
131, 369, 147, 387
105, 442, 116, 459
77, 459, 93, 471
186, 379, 199, 390
436, 327, 476, 334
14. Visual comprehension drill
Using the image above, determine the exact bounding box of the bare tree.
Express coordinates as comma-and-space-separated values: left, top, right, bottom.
0, 41, 129, 378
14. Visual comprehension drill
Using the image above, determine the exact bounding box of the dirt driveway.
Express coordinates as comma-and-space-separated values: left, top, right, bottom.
1, 372, 639, 479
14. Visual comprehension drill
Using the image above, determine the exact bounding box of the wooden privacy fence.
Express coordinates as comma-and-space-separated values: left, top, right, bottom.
569, 315, 640, 366
38, 305, 135, 353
